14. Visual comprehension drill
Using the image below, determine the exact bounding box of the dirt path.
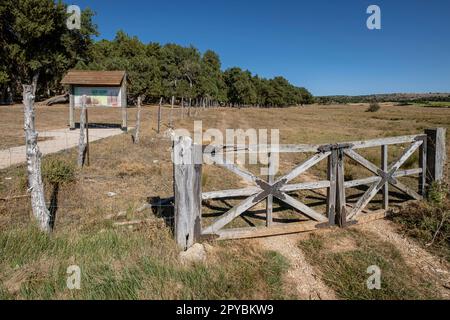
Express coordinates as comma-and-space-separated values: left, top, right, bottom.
0, 128, 127, 170
257, 233, 337, 300
359, 219, 450, 299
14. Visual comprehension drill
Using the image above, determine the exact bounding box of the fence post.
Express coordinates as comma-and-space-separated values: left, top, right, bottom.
335, 148, 347, 227
121, 73, 128, 131
418, 136, 427, 196
425, 128, 447, 187
69, 85, 75, 130
381, 145, 389, 210
173, 136, 202, 250
266, 152, 274, 227
326, 150, 337, 226
77, 95, 87, 168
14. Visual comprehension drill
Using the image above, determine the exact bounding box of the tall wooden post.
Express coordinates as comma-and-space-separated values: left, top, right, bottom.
381, 145, 388, 210
173, 136, 202, 250
326, 150, 337, 226
425, 128, 447, 186
134, 96, 142, 144
77, 95, 87, 168
121, 73, 128, 131
23, 85, 51, 232
335, 148, 347, 227
266, 152, 274, 227
419, 137, 427, 196
69, 85, 75, 130
157, 97, 162, 134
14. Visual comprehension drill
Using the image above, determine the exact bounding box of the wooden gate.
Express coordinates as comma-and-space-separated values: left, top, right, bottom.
173, 128, 446, 250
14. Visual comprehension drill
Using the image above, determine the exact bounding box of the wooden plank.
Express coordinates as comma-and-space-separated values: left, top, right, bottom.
207, 220, 321, 240
203, 134, 425, 155
345, 176, 381, 188
202, 193, 263, 234
388, 140, 422, 173
202, 187, 261, 200
344, 169, 421, 188
173, 136, 202, 250
327, 151, 337, 225
395, 168, 422, 176
425, 128, 447, 184
349, 134, 426, 150
280, 180, 331, 192
204, 144, 322, 155
347, 181, 380, 220
202, 180, 332, 200
276, 192, 328, 223
389, 179, 422, 201
381, 145, 388, 210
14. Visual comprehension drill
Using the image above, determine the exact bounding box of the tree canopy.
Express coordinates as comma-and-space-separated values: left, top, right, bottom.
0, 1, 313, 107
0, 0, 97, 101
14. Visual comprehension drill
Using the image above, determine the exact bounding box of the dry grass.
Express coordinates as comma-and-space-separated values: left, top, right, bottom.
298, 229, 441, 300
0, 102, 449, 299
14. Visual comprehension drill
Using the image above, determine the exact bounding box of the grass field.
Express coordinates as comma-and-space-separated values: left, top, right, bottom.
0, 102, 449, 299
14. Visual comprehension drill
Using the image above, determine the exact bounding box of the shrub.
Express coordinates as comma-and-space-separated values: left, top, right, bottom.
366, 103, 381, 112
427, 182, 448, 206
42, 158, 76, 185
390, 184, 450, 262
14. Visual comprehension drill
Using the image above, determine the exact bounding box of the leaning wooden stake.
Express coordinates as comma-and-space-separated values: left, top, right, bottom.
77, 95, 87, 168
170, 95, 175, 128
134, 96, 142, 144
157, 97, 162, 134
173, 136, 202, 250
23, 85, 51, 232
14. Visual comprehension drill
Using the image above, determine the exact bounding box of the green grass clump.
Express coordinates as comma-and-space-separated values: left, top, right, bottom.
42, 157, 76, 185
0, 225, 290, 300
298, 229, 439, 300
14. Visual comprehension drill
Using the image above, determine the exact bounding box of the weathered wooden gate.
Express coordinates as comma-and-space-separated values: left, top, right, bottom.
173, 128, 446, 250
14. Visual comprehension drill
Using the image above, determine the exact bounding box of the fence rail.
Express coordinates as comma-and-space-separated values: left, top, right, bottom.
173, 128, 446, 250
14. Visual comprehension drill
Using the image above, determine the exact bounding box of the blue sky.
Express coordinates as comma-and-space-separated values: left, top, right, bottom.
72, 0, 450, 96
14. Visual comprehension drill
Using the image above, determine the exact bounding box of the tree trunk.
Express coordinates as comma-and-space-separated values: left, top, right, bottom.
78, 95, 87, 167
134, 96, 142, 143
23, 84, 51, 232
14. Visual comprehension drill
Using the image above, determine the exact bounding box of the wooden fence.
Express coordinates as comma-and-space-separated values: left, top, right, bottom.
173, 128, 446, 250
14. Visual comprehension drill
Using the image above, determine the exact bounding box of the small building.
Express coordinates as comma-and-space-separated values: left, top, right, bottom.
61, 70, 128, 131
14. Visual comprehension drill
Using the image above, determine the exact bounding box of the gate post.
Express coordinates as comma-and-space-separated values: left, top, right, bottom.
335, 148, 347, 227
173, 136, 202, 250
326, 150, 337, 226
425, 128, 447, 187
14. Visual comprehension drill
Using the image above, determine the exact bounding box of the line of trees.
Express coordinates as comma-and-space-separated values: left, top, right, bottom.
0, 0, 313, 107
78, 32, 313, 107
